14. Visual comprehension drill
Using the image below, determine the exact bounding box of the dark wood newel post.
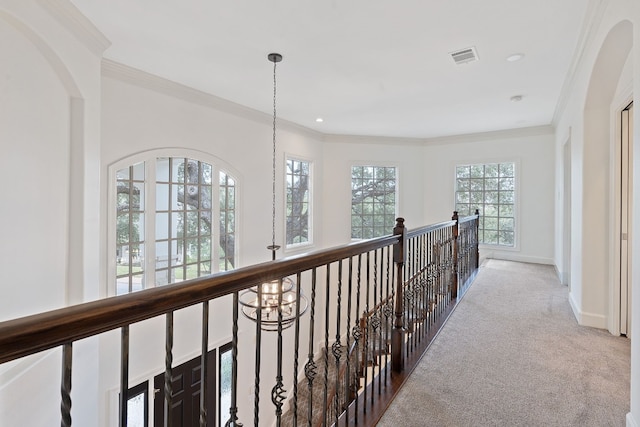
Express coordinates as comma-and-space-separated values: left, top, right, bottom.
451, 211, 459, 300
391, 217, 406, 373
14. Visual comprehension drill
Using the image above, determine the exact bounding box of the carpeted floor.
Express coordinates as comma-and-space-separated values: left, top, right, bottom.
377, 259, 630, 427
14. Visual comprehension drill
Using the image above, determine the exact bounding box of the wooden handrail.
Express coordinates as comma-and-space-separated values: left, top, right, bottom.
0, 234, 399, 365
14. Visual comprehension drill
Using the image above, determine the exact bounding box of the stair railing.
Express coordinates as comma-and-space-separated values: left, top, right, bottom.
0, 211, 479, 427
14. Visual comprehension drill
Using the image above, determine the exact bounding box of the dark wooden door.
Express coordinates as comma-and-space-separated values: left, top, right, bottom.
154, 350, 216, 426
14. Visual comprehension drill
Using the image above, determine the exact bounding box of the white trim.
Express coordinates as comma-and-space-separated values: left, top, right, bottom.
101, 60, 324, 141
348, 162, 400, 241
552, 0, 609, 126
569, 291, 608, 329
283, 154, 315, 253
35, 0, 111, 55
454, 159, 521, 251
107, 149, 242, 296
609, 89, 634, 335
423, 125, 553, 146
482, 253, 553, 265
628, 412, 639, 427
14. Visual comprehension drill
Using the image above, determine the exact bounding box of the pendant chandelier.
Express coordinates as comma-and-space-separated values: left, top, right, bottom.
239, 53, 308, 331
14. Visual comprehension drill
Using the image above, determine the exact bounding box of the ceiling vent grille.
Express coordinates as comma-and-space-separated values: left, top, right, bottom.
450, 47, 479, 64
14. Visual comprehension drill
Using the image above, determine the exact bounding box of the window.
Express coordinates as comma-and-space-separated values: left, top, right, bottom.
455, 162, 515, 246
351, 166, 397, 239
125, 381, 148, 427
286, 158, 311, 247
218, 343, 232, 426
113, 154, 237, 295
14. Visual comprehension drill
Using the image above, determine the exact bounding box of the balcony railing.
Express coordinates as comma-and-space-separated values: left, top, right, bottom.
0, 211, 479, 427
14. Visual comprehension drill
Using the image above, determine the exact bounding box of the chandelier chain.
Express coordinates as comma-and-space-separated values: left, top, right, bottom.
271, 59, 277, 252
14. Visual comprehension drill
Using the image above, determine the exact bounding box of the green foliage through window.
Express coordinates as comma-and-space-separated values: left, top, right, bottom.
286, 159, 310, 246
455, 162, 515, 246
351, 166, 396, 239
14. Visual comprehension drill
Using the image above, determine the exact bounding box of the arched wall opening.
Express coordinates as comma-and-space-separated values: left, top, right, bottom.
578, 19, 633, 329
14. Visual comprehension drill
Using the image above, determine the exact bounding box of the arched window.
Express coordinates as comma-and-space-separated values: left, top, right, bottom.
110, 152, 238, 295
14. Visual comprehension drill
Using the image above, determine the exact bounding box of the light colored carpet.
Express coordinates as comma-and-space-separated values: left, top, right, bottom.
377, 259, 630, 427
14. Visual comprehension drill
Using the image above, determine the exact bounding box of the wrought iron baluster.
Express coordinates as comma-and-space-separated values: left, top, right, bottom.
333, 260, 343, 426
293, 272, 302, 427
305, 268, 318, 427
353, 254, 363, 424
225, 293, 241, 427
272, 279, 286, 426
254, 285, 263, 427
61, 342, 72, 427
345, 257, 354, 426
322, 263, 331, 426
363, 251, 370, 412
200, 302, 208, 427
165, 312, 174, 427
383, 246, 392, 385
120, 326, 129, 427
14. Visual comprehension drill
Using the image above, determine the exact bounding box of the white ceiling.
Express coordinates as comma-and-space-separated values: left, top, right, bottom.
71, 0, 589, 139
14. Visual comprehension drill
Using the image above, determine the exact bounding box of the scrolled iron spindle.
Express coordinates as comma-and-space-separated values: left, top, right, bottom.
225, 293, 242, 427
61, 342, 72, 427
333, 260, 343, 426
305, 268, 318, 426
322, 264, 331, 425
293, 272, 302, 426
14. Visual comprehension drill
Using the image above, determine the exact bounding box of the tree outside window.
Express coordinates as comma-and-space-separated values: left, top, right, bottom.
114, 156, 237, 295
351, 166, 396, 239
286, 158, 311, 246
455, 162, 515, 246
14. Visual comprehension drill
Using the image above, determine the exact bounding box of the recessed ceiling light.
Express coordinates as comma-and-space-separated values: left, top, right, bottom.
506, 53, 525, 62
510, 95, 523, 102
315, 118, 324, 123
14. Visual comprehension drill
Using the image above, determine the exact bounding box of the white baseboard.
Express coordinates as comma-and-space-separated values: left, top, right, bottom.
628, 412, 638, 427
568, 292, 608, 329
482, 252, 554, 265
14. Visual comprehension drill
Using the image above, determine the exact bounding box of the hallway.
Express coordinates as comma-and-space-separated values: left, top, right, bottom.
378, 260, 630, 427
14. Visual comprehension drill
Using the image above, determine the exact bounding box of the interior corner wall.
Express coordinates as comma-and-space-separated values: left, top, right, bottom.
321, 137, 426, 247
422, 129, 556, 265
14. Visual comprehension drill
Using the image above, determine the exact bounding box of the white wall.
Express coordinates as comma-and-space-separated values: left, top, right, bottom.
322, 136, 426, 246
552, 0, 638, 424
630, 0, 640, 424
0, 1, 107, 426
423, 127, 556, 265
99, 66, 325, 425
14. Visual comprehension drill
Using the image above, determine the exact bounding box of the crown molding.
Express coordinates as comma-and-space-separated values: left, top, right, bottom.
552, 0, 608, 126
35, 0, 110, 55
324, 133, 424, 146
422, 125, 554, 146
101, 59, 324, 141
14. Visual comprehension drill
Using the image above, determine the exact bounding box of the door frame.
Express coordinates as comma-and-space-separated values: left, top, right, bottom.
609, 90, 634, 336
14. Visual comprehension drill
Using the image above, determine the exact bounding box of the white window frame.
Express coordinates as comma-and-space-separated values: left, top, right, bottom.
350, 163, 398, 240
284, 155, 313, 250
108, 149, 240, 295
454, 161, 518, 249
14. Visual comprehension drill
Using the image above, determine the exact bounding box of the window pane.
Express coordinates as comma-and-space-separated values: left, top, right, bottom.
219, 345, 232, 427
454, 162, 515, 247
286, 158, 311, 246
352, 166, 396, 239
116, 157, 237, 294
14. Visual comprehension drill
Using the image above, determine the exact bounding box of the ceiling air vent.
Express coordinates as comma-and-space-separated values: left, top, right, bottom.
450, 46, 479, 64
